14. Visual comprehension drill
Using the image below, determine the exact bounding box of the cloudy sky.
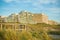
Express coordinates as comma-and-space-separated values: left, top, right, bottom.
0, 0, 60, 22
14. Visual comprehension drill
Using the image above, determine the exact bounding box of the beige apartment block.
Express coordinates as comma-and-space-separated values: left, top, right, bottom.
33, 13, 48, 24
48, 20, 58, 25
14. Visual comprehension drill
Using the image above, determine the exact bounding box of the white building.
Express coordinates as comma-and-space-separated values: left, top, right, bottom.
18, 11, 35, 24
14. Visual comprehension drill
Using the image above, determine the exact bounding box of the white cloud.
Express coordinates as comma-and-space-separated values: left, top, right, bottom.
22, 0, 32, 3
43, 7, 60, 17
38, 0, 57, 4
3, 0, 20, 3
3, 0, 58, 4
32, 0, 58, 7
3, 0, 32, 3
3, 0, 13, 3
32, 0, 60, 13
47, 8, 60, 14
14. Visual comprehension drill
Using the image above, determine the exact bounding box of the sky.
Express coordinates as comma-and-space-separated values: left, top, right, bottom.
0, 0, 60, 23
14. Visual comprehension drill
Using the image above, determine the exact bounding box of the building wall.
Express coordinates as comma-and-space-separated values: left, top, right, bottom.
33, 14, 42, 23
33, 13, 48, 24
48, 20, 57, 25
42, 14, 48, 24
1, 12, 58, 25
0, 16, 5, 22
0, 22, 26, 30
4, 14, 18, 22
0, 16, 2, 22
18, 11, 35, 24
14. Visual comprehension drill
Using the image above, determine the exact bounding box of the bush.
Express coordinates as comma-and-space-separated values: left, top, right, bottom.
0, 23, 52, 40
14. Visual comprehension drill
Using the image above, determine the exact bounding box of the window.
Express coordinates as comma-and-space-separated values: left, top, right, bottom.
19, 25, 25, 29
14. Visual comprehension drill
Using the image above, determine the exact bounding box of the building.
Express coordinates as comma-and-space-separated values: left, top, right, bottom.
18, 11, 35, 24
4, 13, 18, 22
0, 16, 2, 22
0, 16, 5, 22
0, 11, 59, 30
0, 14, 26, 30
48, 20, 58, 25
0, 22, 26, 30
33, 13, 48, 24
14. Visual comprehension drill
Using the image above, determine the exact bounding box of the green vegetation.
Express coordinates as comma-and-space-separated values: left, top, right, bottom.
1, 23, 59, 40
0, 29, 52, 40
48, 31, 60, 35
48, 24, 60, 35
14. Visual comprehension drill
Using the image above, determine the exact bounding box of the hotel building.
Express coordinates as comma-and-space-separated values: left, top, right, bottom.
48, 20, 58, 25
33, 13, 48, 24
0, 11, 58, 30
18, 11, 35, 24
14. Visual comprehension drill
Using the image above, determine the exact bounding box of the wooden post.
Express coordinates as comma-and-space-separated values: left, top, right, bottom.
13, 24, 15, 30
14, 24, 16, 30
25, 25, 26, 30
1, 24, 2, 30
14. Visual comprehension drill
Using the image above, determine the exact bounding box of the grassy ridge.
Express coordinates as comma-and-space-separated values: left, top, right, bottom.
0, 30, 51, 40
0, 23, 53, 40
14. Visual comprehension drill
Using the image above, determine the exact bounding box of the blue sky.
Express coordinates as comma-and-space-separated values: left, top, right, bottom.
0, 0, 60, 22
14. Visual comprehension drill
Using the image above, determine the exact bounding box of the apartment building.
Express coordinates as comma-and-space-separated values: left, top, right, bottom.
18, 11, 35, 24
0, 16, 5, 22
48, 20, 58, 25
4, 13, 18, 22
0, 15, 26, 30
0, 16, 2, 22
33, 13, 48, 24
0, 11, 59, 30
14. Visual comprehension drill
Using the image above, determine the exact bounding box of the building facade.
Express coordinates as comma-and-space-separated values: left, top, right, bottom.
18, 11, 35, 24
48, 20, 58, 25
4, 14, 18, 22
33, 13, 48, 24
0, 11, 59, 30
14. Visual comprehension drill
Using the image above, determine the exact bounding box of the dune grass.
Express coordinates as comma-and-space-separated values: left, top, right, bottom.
0, 23, 52, 40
